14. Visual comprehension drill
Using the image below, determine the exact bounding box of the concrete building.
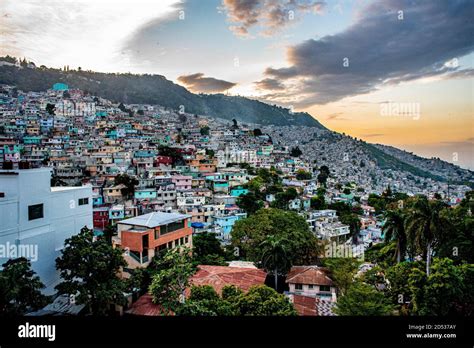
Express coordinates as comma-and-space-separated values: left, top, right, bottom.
114, 211, 192, 269
286, 266, 337, 302
0, 167, 93, 294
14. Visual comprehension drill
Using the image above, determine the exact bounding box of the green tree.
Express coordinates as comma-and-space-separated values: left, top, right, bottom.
270, 188, 298, 210
45, 103, 56, 116
55, 226, 126, 315
200, 126, 210, 136
0, 258, 49, 315
149, 247, 195, 313
176, 284, 296, 316
193, 232, 226, 266
236, 285, 297, 316
126, 267, 151, 295
176, 285, 238, 316
405, 197, 446, 275
383, 210, 407, 263
290, 146, 302, 157
253, 128, 263, 136
322, 258, 360, 296
236, 192, 264, 215
436, 201, 473, 263
231, 208, 318, 265
335, 281, 394, 316
385, 260, 424, 315
417, 258, 463, 315
114, 173, 138, 199
310, 195, 327, 210
260, 235, 291, 290
102, 223, 116, 244
295, 169, 312, 180
339, 213, 361, 242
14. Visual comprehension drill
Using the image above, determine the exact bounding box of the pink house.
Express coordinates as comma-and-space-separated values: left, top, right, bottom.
171, 175, 192, 191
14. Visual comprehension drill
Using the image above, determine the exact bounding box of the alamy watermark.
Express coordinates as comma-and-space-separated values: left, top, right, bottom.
0, 242, 38, 262
380, 101, 420, 120
324, 241, 365, 261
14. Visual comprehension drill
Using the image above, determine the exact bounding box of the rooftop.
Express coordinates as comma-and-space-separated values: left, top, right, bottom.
291, 294, 336, 316
118, 211, 191, 228
286, 266, 334, 286
189, 265, 266, 295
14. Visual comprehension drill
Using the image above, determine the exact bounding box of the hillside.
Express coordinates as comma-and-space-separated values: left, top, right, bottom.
0, 62, 324, 128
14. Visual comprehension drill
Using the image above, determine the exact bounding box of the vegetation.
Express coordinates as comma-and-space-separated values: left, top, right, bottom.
290, 146, 302, 157
0, 258, 49, 315
55, 226, 126, 315
192, 232, 227, 266
231, 208, 321, 269
317, 165, 330, 186
149, 247, 195, 313
114, 173, 139, 199
335, 281, 394, 316
295, 169, 312, 180
199, 126, 210, 136
176, 285, 297, 316
0, 62, 324, 128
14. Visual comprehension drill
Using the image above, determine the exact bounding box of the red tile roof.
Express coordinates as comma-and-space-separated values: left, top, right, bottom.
126, 294, 173, 316
293, 294, 318, 316
286, 266, 334, 286
292, 294, 336, 316
188, 265, 267, 295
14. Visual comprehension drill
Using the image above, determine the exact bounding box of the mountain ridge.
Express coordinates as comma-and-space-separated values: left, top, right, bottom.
0, 60, 324, 129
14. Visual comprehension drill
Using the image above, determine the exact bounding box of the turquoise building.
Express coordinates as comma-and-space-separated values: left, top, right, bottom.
52, 83, 69, 91
230, 187, 249, 197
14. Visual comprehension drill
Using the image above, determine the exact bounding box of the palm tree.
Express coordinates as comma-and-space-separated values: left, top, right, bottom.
383, 210, 407, 263
405, 197, 445, 275
260, 235, 290, 290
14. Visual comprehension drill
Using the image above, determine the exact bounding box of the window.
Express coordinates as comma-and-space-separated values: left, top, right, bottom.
28, 204, 44, 220
154, 229, 159, 240
184, 236, 189, 244
180, 237, 184, 245
319, 285, 331, 292
295, 284, 303, 290
161, 220, 185, 235
78, 197, 89, 206
308, 284, 314, 289
167, 241, 173, 249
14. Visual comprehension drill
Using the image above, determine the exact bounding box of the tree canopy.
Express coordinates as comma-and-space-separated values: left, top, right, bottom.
231, 208, 321, 266
0, 258, 49, 315
55, 226, 126, 315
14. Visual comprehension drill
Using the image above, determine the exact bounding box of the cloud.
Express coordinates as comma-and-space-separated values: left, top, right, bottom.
254, 78, 285, 91
0, 0, 181, 72
361, 133, 385, 138
326, 112, 346, 121
177, 73, 237, 93
258, 0, 474, 107
221, 0, 326, 37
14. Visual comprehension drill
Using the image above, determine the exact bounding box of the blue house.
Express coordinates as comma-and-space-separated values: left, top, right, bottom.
52, 83, 69, 91
93, 196, 104, 206
230, 187, 249, 197
213, 212, 247, 241
134, 189, 157, 199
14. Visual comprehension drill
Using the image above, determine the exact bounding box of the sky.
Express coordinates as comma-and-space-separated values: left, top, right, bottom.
1, 0, 473, 169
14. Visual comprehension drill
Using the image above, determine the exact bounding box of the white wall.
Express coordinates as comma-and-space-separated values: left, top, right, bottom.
0, 168, 93, 295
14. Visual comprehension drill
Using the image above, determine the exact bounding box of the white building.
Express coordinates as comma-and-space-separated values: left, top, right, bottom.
307, 209, 350, 241
0, 168, 93, 294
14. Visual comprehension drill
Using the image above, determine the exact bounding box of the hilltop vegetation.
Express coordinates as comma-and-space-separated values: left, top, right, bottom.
0, 58, 324, 128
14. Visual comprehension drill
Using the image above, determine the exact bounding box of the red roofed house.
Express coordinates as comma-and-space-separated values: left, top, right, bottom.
127, 264, 266, 316
188, 264, 267, 295
125, 293, 171, 316
289, 294, 336, 316
286, 266, 337, 302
